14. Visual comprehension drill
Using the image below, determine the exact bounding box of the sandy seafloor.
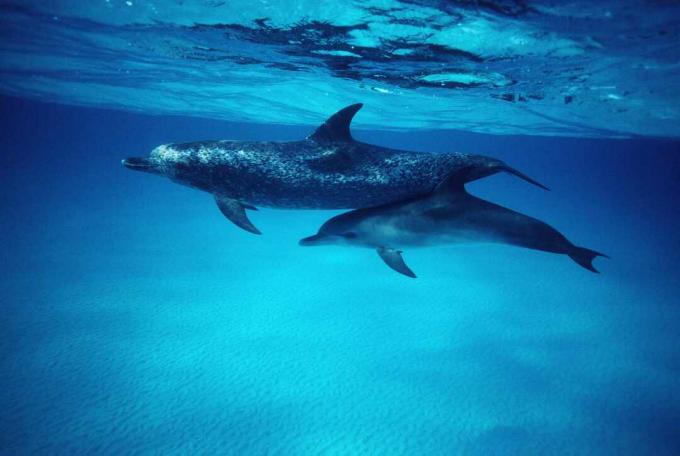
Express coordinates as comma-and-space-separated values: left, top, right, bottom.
1, 96, 679, 455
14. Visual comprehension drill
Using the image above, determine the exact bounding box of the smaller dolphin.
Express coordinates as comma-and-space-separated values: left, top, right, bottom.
299, 168, 607, 278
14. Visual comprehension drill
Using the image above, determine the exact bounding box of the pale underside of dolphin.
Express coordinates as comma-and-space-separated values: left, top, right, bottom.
123, 104, 547, 234
300, 168, 607, 278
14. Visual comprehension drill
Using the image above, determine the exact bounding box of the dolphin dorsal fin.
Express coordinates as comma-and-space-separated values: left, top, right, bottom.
308, 103, 363, 143
433, 167, 472, 197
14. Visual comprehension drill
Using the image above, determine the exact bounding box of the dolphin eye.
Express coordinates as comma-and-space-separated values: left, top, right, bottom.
341, 232, 357, 239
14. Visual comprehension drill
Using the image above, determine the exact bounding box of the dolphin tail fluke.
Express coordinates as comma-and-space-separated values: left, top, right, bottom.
501, 164, 550, 191
215, 195, 261, 235
568, 246, 608, 273
377, 247, 417, 278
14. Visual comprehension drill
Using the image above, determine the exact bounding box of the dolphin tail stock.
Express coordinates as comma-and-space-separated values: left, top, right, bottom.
436, 163, 548, 193
499, 163, 550, 191
567, 246, 609, 273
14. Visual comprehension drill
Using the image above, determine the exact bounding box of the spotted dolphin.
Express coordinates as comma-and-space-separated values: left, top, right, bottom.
299, 168, 606, 278
123, 104, 547, 234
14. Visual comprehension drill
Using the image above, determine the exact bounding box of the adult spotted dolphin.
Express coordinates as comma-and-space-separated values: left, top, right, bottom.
299, 168, 606, 278
123, 104, 547, 234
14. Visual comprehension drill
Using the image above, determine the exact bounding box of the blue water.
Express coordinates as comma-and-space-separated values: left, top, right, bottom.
2, 1, 680, 454
2, 96, 679, 455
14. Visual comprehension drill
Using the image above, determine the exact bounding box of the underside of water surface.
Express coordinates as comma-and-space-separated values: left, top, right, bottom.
1, 0, 679, 137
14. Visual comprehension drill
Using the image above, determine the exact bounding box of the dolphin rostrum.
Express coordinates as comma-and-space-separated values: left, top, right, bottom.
299, 168, 606, 278
123, 104, 547, 234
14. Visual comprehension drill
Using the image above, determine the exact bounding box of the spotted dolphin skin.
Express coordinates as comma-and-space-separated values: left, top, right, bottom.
123, 104, 547, 234
300, 168, 607, 278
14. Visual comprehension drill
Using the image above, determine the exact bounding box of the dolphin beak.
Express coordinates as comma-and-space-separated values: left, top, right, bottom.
299, 234, 326, 246
122, 157, 157, 173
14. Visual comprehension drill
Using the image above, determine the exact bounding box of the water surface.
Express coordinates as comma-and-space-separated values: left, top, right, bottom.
1, 1, 679, 136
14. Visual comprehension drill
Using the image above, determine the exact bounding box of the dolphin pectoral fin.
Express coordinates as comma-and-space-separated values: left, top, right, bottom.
214, 195, 261, 235
377, 247, 417, 278
307, 103, 363, 143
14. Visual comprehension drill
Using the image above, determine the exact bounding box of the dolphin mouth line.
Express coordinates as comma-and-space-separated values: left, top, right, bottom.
299, 234, 323, 246
122, 157, 155, 171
